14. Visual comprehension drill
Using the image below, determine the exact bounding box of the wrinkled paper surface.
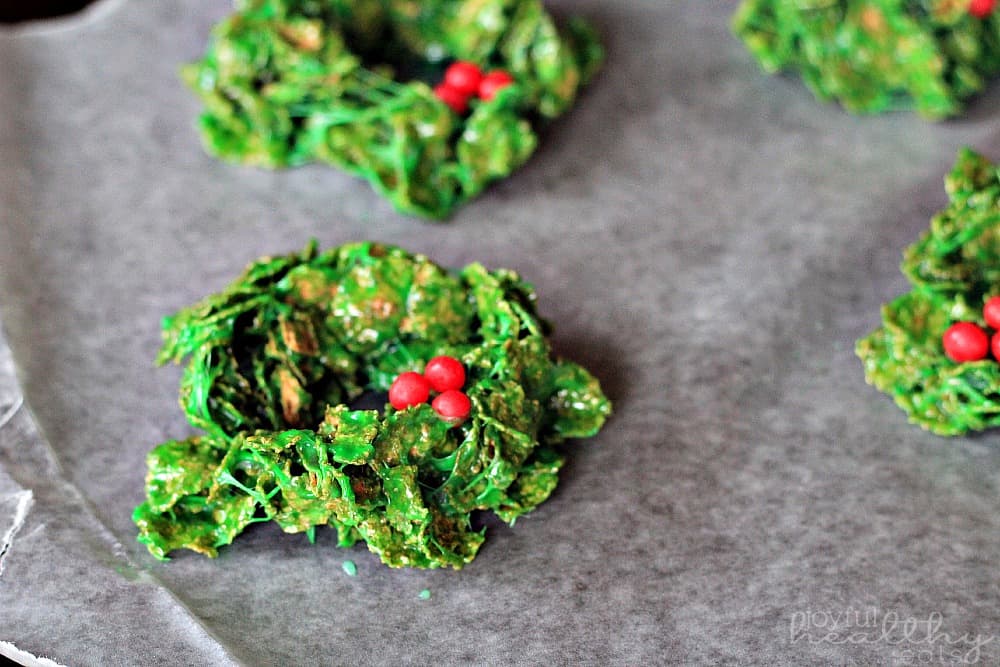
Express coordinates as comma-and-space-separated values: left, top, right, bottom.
1, 1, 999, 665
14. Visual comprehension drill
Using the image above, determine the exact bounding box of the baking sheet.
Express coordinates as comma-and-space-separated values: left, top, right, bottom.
1, 1, 998, 664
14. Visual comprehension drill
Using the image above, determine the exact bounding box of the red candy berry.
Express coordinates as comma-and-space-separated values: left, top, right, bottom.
991, 332, 1000, 362
423, 355, 465, 393
942, 322, 990, 362
432, 390, 471, 422
434, 83, 470, 114
389, 372, 431, 410
970, 0, 996, 18
478, 70, 514, 101
444, 61, 483, 97
984, 296, 1000, 329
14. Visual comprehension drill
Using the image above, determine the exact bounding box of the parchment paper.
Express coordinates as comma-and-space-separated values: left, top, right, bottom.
0, 1, 998, 665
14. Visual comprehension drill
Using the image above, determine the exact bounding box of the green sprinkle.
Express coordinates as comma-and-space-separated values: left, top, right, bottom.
418, 589, 431, 600
342, 560, 357, 577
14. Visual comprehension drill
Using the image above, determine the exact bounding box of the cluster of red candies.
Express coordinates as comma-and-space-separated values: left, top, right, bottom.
388, 355, 471, 423
433, 61, 514, 114
942, 297, 1000, 362
970, 0, 997, 18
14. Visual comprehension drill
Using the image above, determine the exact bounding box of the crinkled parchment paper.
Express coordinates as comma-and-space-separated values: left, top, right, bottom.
0, 1, 998, 664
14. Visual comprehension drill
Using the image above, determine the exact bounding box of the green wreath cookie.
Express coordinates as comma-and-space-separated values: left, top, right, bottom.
133, 242, 611, 568
183, 0, 603, 219
857, 148, 1000, 435
733, 0, 1000, 119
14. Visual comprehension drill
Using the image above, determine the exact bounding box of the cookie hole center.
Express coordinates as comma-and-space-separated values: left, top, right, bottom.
344, 21, 448, 86
349, 389, 387, 414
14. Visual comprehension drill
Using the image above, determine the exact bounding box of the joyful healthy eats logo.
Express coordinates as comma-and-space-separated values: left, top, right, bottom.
790, 607, 995, 664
